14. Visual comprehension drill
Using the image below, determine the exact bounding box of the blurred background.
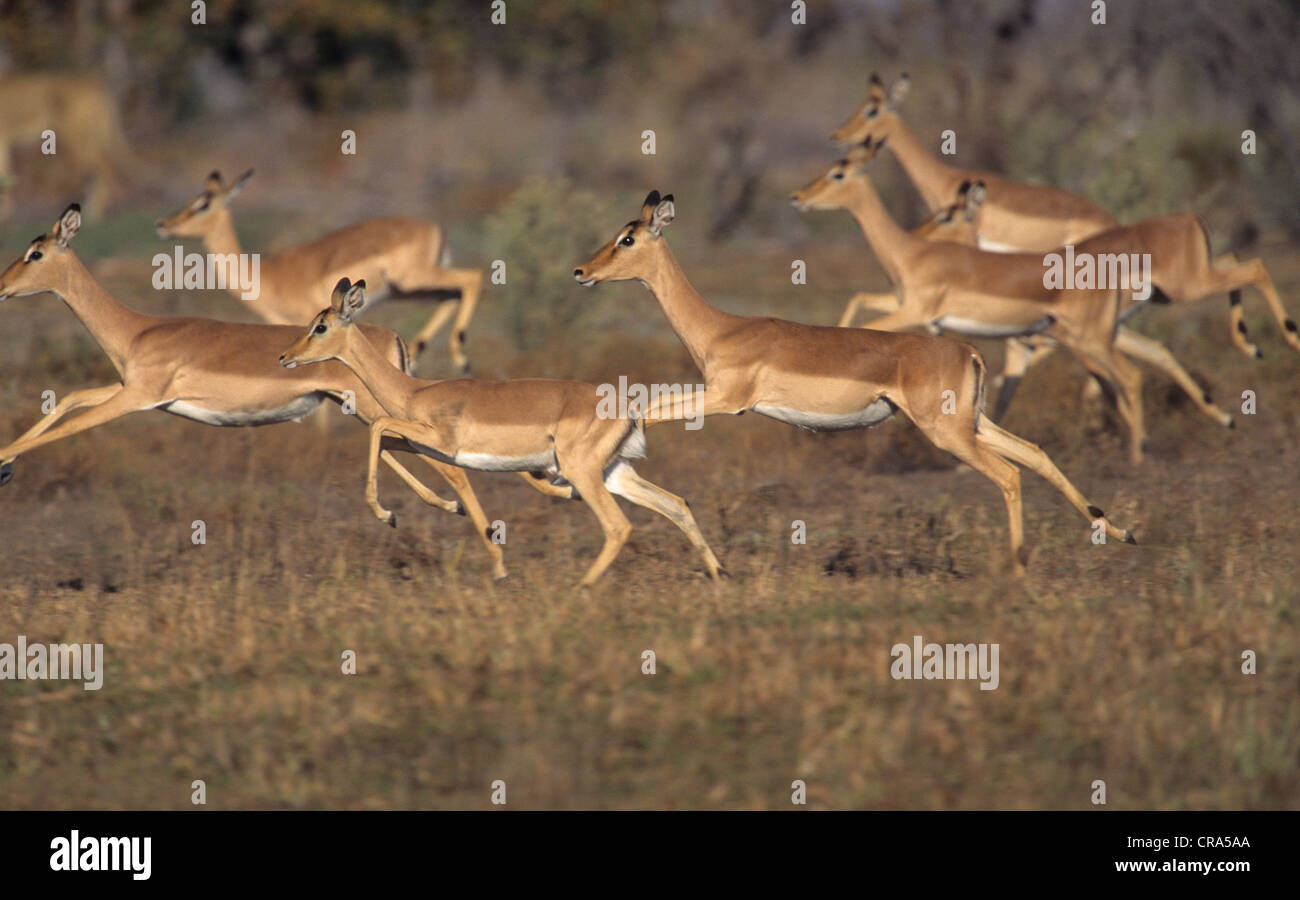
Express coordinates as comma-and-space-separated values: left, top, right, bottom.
1, 1, 1297, 810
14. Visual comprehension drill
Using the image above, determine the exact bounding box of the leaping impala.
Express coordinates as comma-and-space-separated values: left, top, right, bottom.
0, 204, 534, 579
278, 278, 725, 589
155, 170, 483, 373
796, 143, 1238, 437
573, 191, 1136, 575
834, 73, 1299, 364
831, 73, 1117, 252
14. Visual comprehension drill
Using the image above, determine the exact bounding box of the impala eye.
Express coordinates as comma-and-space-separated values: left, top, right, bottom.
313, 323, 327, 335
194, 199, 210, 212
864, 106, 878, 119
619, 235, 635, 247
830, 172, 845, 181
26, 250, 43, 262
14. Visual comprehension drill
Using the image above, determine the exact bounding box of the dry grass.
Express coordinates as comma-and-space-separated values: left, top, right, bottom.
0, 202, 1297, 810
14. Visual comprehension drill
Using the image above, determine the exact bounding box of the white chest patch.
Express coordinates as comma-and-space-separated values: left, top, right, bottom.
934, 315, 1054, 338
753, 398, 896, 431
453, 450, 557, 472
159, 396, 323, 426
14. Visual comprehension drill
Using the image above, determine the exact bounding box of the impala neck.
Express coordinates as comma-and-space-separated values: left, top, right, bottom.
338, 327, 426, 418
882, 117, 955, 211
842, 178, 921, 287
56, 254, 153, 377
639, 242, 736, 373
201, 210, 245, 286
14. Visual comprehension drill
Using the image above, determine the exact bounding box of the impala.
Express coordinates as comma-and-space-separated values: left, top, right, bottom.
0, 205, 530, 579
574, 191, 1136, 575
800, 146, 1238, 433
279, 278, 724, 588
834, 74, 1299, 365
793, 145, 1172, 463
830, 73, 1117, 252
155, 170, 483, 372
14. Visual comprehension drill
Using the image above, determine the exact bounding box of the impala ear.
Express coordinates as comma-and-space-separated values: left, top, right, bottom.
640, 190, 662, 222
868, 72, 885, 101
887, 73, 911, 109
55, 204, 82, 248
648, 194, 675, 236
339, 279, 367, 323
330, 277, 352, 313
205, 170, 224, 192
226, 169, 254, 200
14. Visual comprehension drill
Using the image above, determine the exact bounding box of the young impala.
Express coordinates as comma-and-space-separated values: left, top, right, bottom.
0, 205, 525, 579
796, 143, 1238, 435
574, 191, 1136, 575
155, 170, 483, 372
279, 278, 725, 589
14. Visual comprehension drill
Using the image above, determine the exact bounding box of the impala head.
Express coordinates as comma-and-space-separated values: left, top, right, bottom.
573, 190, 675, 287
789, 138, 885, 211
0, 204, 82, 302
829, 72, 910, 147
279, 278, 368, 368
914, 180, 985, 242
155, 169, 253, 239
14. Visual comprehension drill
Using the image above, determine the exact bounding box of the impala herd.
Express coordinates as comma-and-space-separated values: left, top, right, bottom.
2, 73, 1295, 586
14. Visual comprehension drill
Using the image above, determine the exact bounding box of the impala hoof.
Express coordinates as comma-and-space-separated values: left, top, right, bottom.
1255, 348, 1264, 360
1124, 532, 1137, 545
454, 501, 467, 516
387, 512, 397, 528
1227, 418, 1236, 430
0, 462, 12, 486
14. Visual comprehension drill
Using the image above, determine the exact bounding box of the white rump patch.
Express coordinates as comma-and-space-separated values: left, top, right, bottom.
160, 396, 323, 426
753, 398, 895, 431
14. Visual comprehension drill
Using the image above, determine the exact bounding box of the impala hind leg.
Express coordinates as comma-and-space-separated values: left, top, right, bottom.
1114, 327, 1234, 427
1212, 258, 1299, 356
409, 301, 457, 365
604, 462, 724, 579
925, 424, 1027, 575
410, 268, 483, 373
561, 463, 633, 588
975, 418, 1135, 544
1077, 350, 1146, 463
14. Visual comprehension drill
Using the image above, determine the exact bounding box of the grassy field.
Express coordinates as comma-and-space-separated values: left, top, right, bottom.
0, 200, 1297, 810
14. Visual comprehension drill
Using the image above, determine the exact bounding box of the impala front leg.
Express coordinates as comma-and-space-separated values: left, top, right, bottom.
642, 386, 746, 428
366, 418, 404, 526
838, 292, 898, 327
1, 383, 121, 478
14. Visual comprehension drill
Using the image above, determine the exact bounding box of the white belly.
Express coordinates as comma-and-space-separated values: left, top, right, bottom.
976, 237, 1023, 253
453, 450, 558, 472
752, 398, 895, 431
934, 315, 1054, 338
159, 396, 323, 426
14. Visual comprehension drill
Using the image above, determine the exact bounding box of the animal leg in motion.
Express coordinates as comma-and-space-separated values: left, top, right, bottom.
559, 462, 633, 588
366, 417, 507, 580
603, 463, 724, 579
838, 291, 898, 327
641, 387, 745, 428
1211, 258, 1299, 356
0, 385, 149, 474
1, 384, 122, 473
1113, 327, 1234, 427
411, 268, 484, 373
